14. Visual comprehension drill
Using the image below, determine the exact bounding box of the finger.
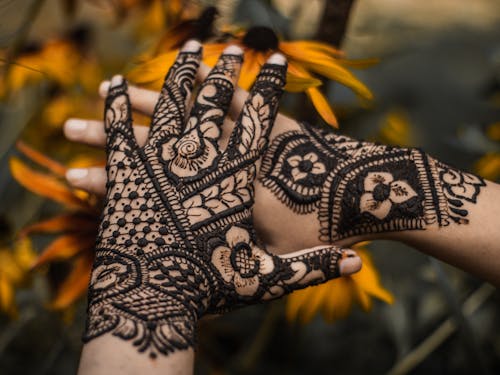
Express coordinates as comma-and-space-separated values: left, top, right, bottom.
100, 64, 250, 121
197, 62, 250, 123
66, 167, 107, 196
225, 53, 287, 161
65, 118, 149, 148
104, 75, 138, 154
149, 40, 202, 139
99, 81, 159, 116
260, 246, 362, 301
186, 45, 243, 143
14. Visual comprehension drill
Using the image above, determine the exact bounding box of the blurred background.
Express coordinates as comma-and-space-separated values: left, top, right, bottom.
0, 0, 499, 374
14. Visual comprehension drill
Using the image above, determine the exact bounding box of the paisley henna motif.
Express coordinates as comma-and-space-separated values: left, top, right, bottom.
84, 48, 352, 358
260, 123, 486, 241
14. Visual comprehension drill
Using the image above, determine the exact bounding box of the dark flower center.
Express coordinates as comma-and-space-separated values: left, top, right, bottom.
372, 183, 391, 202
242, 26, 279, 52
231, 242, 259, 278
298, 160, 313, 173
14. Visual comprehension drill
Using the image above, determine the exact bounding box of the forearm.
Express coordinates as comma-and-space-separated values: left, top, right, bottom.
388, 180, 500, 286
78, 336, 194, 375
255, 115, 500, 286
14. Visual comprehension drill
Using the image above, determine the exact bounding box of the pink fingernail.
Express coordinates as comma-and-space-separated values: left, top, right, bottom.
181, 40, 202, 52
267, 53, 286, 65
66, 168, 88, 181
339, 255, 362, 276
65, 119, 87, 132
223, 45, 243, 55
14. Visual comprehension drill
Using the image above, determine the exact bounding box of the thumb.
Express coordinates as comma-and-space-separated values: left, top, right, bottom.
259, 245, 362, 301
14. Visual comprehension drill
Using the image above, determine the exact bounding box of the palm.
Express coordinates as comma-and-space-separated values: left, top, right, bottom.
84, 48, 349, 358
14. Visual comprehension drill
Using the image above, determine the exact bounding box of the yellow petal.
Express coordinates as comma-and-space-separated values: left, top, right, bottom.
337, 58, 380, 69
306, 87, 338, 128
13, 237, 36, 271
475, 153, 500, 181
238, 50, 261, 91
9, 157, 89, 210
285, 72, 322, 92
298, 283, 331, 324
280, 41, 344, 62
322, 278, 353, 322
16, 141, 66, 177
0, 273, 17, 317
50, 253, 93, 309
127, 50, 179, 90
32, 235, 94, 268
303, 59, 373, 100
20, 213, 96, 237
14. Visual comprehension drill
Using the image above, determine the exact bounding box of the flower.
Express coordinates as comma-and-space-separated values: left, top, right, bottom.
10, 142, 100, 309
161, 110, 221, 177
475, 153, 500, 181
128, 25, 376, 128
0, 238, 36, 317
360, 172, 417, 220
285, 243, 393, 323
378, 109, 414, 147
0, 26, 102, 97
211, 226, 274, 296
287, 152, 326, 182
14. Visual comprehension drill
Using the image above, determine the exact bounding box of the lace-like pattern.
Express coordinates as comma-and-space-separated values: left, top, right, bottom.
84, 50, 351, 358
260, 122, 486, 241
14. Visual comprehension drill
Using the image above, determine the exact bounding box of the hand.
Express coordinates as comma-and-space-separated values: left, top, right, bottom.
83, 41, 361, 358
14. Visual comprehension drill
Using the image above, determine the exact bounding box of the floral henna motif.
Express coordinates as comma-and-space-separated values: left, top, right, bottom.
260, 122, 486, 241
84, 51, 352, 358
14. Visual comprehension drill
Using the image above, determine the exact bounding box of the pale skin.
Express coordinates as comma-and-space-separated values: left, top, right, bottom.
67, 43, 499, 374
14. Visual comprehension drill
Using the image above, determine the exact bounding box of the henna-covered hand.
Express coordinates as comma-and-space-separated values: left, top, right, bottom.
83, 42, 360, 358
260, 122, 486, 242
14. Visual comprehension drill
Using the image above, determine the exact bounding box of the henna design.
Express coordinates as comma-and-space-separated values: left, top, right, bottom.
84, 50, 352, 358
260, 122, 486, 242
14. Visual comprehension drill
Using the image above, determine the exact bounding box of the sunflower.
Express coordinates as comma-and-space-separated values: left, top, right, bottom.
0, 26, 102, 97
0, 237, 36, 317
285, 243, 394, 323
128, 25, 376, 128
10, 142, 100, 309
475, 122, 500, 181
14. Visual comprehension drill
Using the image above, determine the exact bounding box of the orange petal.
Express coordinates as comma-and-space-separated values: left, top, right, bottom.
20, 213, 97, 237
286, 287, 311, 322
337, 58, 380, 69
0, 273, 17, 317
50, 253, 93, 309
32, 234, 95, 268
9, 157, 90, 210
16, 141, 66, 177
306, 87, 338, 128
127, 50, 179, 90
303, 59, 373, 100
238, 50, 261, 91
280, 41, 344, 58
299, 282, 331, 324
285, 71, 322, 92
322, 278, 353, 322
280, 42, 343, 66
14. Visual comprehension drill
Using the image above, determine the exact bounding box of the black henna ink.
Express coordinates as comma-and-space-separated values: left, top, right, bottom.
260, 122, 486, 242
84, 56, 350, 358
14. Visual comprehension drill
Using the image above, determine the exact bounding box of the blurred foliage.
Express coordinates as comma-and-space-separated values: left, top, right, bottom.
0, 0, 499, 374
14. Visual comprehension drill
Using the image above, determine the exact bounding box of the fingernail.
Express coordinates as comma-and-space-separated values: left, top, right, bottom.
223, 45, 243, 55
267, 53, 286, 65
110, 75, 123, 87
65, 119, 87, 133
181, 39, 201, 52
339, 254, 361, 276
99, 81, 110, 96
66, 168, 88, 182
